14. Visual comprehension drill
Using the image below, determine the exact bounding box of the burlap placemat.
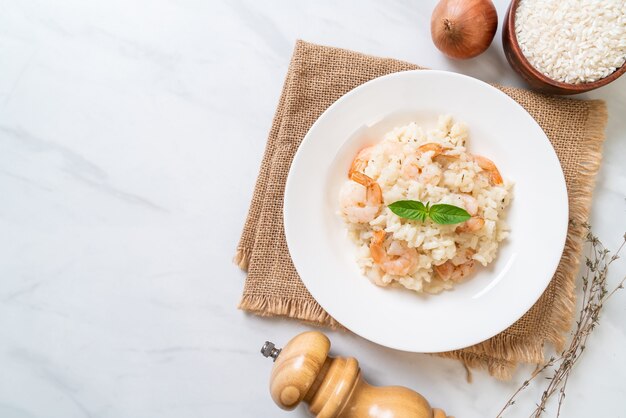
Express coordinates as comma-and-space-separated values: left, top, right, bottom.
235, 40, 607, 379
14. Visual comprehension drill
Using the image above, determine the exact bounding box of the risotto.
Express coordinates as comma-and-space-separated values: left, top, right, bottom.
338, 116, 513, 294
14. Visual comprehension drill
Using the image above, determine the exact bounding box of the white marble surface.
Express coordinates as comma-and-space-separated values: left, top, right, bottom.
0, 1, 625, 417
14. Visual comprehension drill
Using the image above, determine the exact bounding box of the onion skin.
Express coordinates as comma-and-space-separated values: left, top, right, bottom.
430, 0, 498, 59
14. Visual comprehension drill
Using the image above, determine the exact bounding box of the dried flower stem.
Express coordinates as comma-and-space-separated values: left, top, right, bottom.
496, 225, 626, 417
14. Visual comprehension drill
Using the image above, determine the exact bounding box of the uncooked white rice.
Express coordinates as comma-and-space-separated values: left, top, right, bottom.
515, 0, 626, 84
338, 116, 513, 294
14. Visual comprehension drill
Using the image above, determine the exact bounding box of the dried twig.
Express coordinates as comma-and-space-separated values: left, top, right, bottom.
496, 225, 626, 417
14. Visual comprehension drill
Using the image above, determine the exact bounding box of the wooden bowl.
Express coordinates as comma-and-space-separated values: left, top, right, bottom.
502, 0, 626, 95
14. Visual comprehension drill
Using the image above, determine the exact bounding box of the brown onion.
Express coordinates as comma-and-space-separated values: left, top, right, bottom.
430, 0, 498, 59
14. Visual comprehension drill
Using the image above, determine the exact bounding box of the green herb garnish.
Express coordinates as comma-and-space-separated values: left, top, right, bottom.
388, 200, 471, 225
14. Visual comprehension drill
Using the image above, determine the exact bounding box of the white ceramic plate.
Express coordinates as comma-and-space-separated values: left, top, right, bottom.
284, 70, 568, 353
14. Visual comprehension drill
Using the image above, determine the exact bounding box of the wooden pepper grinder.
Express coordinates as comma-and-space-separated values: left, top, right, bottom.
261, 331, 452, 418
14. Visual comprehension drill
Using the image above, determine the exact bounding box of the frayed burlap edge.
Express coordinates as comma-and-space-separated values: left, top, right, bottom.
238, 295, 342, 329
437, 350, 517, 381
233, 247, 251, 271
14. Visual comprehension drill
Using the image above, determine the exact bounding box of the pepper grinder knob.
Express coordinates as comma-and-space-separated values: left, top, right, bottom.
260, 341, 281, 361
261, 331, 452, 418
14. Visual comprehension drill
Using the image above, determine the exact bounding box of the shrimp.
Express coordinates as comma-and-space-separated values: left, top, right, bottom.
474, 155, 503, 185
456, 216, 485, 233
339, 171, 383, 223
417, 143, 449, 156
434, 249, 476, 282
340, 146, 384, 223
402, 143, 449, 180
369, 230, 418, 276
349, 146, 375, 177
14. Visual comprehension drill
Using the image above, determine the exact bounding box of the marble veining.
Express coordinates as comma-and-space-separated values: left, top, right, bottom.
1, 0, 625, 417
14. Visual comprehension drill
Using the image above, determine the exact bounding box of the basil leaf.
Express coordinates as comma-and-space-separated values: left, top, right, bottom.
429, 204, 471, 225
388, 200, 471, 225
388, 200, 428, 222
